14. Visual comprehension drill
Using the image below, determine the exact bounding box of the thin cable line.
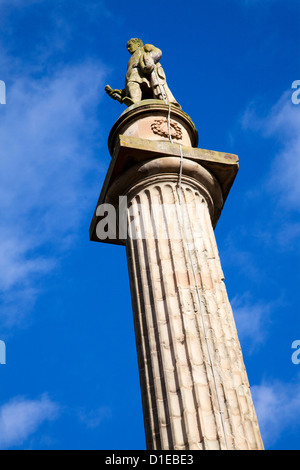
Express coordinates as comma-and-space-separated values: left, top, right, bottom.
176, 144, 230, 450
154, 66, 230, 448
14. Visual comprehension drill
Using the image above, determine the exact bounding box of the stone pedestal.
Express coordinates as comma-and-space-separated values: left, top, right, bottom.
90, 100, 264, 450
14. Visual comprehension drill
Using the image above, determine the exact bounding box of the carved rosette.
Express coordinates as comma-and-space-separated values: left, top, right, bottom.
151, 119, 183, 140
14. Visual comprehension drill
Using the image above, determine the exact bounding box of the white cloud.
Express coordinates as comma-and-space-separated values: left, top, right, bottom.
242, 90, 300, 212
0, 0, 112, 333
0, 236, 56, 292
0, 395, 60, 449
231, 294, 272, 350
78, 406, 112, 429
266, 94, 300, 211
252, 380, 300, 448
0, 61, 107, 327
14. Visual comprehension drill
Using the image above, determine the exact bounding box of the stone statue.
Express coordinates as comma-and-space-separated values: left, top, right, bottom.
105, 38, 180, 108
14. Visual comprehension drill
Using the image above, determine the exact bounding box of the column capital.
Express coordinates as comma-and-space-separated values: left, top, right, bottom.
89, 134, 239, 243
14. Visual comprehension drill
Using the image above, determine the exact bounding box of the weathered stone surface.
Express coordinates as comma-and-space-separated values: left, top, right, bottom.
90, 103, 264, 450
105, 39, 180, 107
108, 100, 199, 154
123, 179, 263, 450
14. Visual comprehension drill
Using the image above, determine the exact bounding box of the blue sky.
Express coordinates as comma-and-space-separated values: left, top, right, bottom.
0, 0, 299, 450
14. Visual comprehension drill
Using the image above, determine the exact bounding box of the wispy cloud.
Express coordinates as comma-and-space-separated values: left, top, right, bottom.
0, 61, 106, 327
0, 394, 60, 449
252, 379, 300, 448
242, 90, 300, 212
231, 293, 273, 350
266, 94, 300, 211
78, 406, 112, 429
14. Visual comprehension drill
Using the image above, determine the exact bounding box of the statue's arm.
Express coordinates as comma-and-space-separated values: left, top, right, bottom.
105, 85, 126, 103
139, 45, 162, 74
144, 44, 162, 63
105, 85, 134, 107
139, 51, 154, 74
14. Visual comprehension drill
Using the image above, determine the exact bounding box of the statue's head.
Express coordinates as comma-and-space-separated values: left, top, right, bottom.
127, 38, 143, 54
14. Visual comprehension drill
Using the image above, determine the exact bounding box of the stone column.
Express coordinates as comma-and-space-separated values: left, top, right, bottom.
90, 100, 264, 451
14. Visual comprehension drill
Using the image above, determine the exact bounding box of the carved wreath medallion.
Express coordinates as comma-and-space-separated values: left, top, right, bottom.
150, 119, 183, 140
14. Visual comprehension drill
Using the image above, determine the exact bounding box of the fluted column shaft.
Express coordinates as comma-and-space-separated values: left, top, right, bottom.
89, 101, 264, 450
124, 169, 263, 451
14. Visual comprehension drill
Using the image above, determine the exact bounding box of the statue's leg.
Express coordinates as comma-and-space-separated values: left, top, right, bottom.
126, 81, 142, 103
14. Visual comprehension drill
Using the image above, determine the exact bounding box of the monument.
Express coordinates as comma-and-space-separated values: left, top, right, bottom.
90, 39, 264, 450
